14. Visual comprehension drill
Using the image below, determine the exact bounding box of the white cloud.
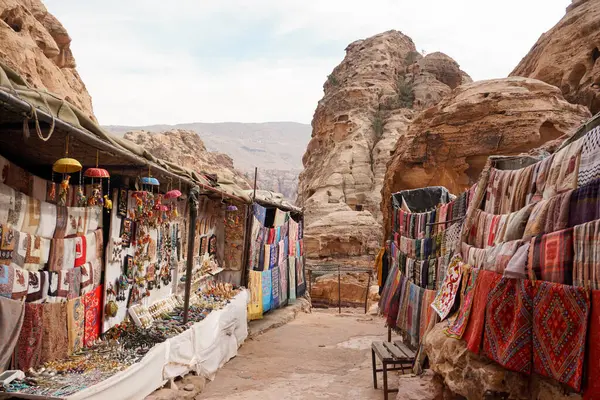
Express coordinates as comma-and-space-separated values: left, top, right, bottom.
45, 0, 570, 125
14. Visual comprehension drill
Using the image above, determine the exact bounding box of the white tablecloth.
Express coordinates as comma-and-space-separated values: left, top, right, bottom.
67, 290, 249, 400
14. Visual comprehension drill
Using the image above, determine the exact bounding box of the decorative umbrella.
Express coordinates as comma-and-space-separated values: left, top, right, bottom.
84, 151, 111, 208
52, 135, 81, 206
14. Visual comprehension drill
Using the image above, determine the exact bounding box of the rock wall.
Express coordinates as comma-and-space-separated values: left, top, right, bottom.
0, 0, 95, 120
511, 0, 600, 114
298, 30, 471, 266
424, 323, 581, 400
381, 77, 590, 238
123, 129, 251, 190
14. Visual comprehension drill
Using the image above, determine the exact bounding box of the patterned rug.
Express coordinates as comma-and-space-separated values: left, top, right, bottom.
584, 290, 600, 399
528, 228, 574, 285
445, 267, 479, 339
533, 281, 589, 391
463, 270, 502, 354
483, 277, 534, 374
431, 256, 463, 320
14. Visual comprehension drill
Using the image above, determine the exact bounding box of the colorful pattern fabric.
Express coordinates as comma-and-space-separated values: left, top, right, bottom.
578, 125, 600, 187
483, 278, 534, 374
523, 199, 550, 238
431, 256, 463, 320
533, 281, 588, 391
261, 269, 272, 312
67, 297, 85, 354
407, 282, 423, 347
445, 267, 479, 339
528, 228, 573, 284
271, 266, 280, 309
54, 206, 68, 239
584, 290, 600, 400
419, 288, 438, 343
569, 178, 600, 227
573, 220, 600, 290
544, 190, 572, 234
17, 303, 44, 370
463, 270, 502, 354
74, 235, 87, 267
503, 242, 530, 280
83, 285, 102, 347
11, 267, 28, 300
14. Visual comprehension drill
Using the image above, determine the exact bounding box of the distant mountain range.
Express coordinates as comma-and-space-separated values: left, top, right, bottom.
104, 122, 311, 200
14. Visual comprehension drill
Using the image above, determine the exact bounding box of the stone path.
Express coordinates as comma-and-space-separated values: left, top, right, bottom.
197, 308, 391, 400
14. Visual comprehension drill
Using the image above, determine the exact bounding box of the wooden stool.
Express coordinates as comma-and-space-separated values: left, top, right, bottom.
371, 340, 416, 400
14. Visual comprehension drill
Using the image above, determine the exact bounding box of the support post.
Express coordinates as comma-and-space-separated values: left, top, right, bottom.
365, 272, 371, 314
183, 186, 199, 325
338, 265, 341, 314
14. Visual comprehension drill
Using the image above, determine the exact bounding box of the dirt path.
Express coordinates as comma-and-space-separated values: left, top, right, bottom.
197, 309, 390, 400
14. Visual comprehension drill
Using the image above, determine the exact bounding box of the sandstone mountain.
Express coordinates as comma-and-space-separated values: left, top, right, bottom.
381, 77, 590, 238
123, 129, 252, 191
511, 0, 600, 114
107, 122, 311, 201
298, 30, 471, 266
0, 0, 94, 120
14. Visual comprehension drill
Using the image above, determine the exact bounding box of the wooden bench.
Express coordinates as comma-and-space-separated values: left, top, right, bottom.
371, 340, 416, 400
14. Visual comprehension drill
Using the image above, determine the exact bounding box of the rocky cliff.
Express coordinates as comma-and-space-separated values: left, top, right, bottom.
298, 30, 471, 265
0, 0, 94, 120
381, 77, 590, 239
511, 0, 600, 114
123, 129, 251, 190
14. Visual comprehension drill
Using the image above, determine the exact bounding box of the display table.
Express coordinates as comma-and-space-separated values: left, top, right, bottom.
2, 291, 249, 400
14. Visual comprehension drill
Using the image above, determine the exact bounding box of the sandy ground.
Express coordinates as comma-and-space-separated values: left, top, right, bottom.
197, 308, 393, 400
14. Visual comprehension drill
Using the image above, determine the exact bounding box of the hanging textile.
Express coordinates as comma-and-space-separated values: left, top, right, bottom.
83, 285, 102, 347
503, 242, 530, 280
569, 178, 600, 227
463, 270, 502, 354
578, 126, 600, 187
41, 302, 68, 364
445, 267, 479, 339
288, 256, 296, 303
573, 220, 600, 290
431, 256, 463, 320
533, 281, 588, 391
419, 288, 438, 343
26, 271, 48, 303
261, 270, 272, 313
67, 296, 85, 354
270, 267, 280, 310
247, 270, 263, 320
16, 303, 44, 370
483, 278, 534, 375
584, 290, 600, 400
0, 296, 25, 370
544, 190, 572, 234
527, 228, 573, 284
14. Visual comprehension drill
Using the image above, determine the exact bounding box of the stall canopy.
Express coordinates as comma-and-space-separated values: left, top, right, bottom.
0, 61, 250, 203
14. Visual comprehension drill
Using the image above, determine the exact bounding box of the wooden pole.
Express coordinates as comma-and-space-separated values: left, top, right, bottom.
338, 265, 341, 314
252, 167, 258, 201
183, 186, 199, 324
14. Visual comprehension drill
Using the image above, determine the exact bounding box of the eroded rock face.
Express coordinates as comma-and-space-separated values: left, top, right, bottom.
299, 30, 471, 267
0, 0, 94, 119
310, 272, 371, 308
511, 0, 600, 114
381, 77, 590, 238
424, 323, 582, 400
123, 129, 251, 190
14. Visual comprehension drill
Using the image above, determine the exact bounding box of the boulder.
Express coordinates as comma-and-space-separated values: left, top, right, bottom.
0, 0, 95, 119
298, 30, 471, 269
511, 0, 600, 114
381, 77, 590, 238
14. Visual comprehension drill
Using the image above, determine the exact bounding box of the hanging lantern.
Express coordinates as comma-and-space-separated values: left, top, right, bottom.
164, 189, 182, 199
84, 151, 110, 208
52, 136, 81, 206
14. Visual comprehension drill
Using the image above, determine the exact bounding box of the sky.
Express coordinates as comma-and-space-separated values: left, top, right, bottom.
45, 0, 571, 126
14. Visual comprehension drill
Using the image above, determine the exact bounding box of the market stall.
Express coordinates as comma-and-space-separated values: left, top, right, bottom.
245, 190, 306, 320
379, 113, 600, 396
0, 62, 251, 399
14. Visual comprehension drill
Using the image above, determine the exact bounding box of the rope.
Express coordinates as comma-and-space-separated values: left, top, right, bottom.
21, 91, 56, 142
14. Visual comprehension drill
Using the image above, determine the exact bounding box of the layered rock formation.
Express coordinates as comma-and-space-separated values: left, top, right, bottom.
424, 323, 581, 400
381, 77, 590, 238
0, 0, 94, 119
511, 0, 600, 114
123, 129, 251, 190
298, 30, 471, 265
